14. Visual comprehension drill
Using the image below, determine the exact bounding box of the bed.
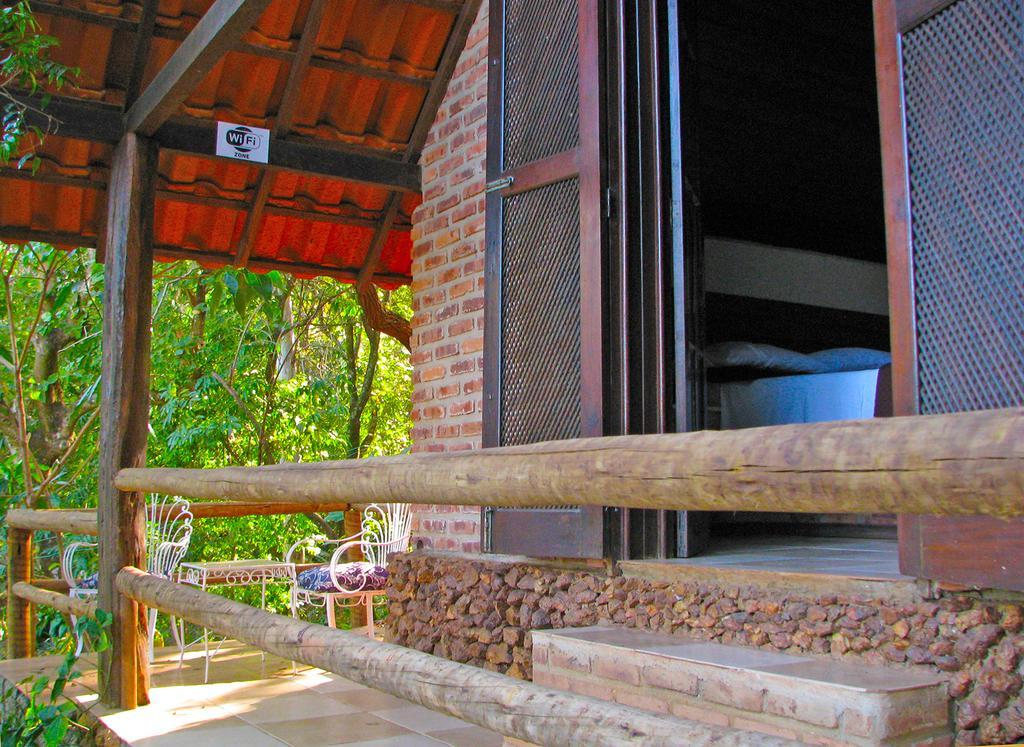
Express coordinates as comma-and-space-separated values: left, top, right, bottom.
705, 342, 892, 430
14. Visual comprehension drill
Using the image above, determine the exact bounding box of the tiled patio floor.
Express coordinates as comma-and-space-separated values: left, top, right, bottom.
666, 536, 908, 579
0, 642, 504, 747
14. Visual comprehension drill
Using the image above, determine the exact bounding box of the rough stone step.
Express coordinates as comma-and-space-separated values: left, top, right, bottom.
532, 626, 953, 747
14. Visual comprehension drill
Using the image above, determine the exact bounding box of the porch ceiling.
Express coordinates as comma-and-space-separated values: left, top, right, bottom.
0, 0, 477, 287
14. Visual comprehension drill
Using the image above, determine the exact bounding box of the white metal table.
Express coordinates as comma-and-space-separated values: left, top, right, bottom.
178, 559, 295, 681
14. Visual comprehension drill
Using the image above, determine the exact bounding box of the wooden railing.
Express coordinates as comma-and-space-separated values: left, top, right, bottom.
4, 499, 352, 659
116, 408, 1024, 517
7, 408, 1024, 744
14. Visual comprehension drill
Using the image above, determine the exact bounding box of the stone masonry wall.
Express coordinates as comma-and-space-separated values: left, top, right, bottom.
387, 551, 1024, 746
407, 3, 488, 552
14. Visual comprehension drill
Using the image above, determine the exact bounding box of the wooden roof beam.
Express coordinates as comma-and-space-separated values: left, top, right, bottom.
154, 122, 420, 192
18, 94, 124, 143
154, 245, 410, 286
126, 0, 272, 136
14, 95, 420, 191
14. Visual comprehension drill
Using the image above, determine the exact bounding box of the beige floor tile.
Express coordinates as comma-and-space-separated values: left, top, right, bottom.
133, 720, 287, 747
341, 736, 447, 747
331, 689, 414, 712
237, 691, 363, 724
102, 701, 241, 742
308, 675, 373, 695
428, 726, 505, 747
261, 713, 413, 746
372, 705, 476, 734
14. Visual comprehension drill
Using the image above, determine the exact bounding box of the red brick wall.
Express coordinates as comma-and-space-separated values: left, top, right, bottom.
408, 3, 488, 552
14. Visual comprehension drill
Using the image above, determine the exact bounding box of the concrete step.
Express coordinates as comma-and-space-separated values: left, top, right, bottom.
532, 626, 952, 747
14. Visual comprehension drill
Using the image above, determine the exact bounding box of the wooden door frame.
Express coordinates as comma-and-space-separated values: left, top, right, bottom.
875, 0, 1024, 589
481, 0, 607, 558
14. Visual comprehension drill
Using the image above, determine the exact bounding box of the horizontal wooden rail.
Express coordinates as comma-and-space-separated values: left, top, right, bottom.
12, 582, 96, 619
116, 568, 790, 747
117, 409, 1024, 517
6, 501, 353, 536
178, 500, 351, 519
7, 509, 99, 535
31, 578, 71, 593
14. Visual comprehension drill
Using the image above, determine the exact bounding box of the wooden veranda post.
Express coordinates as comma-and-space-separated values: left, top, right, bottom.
343, 508, 369, 628
98, 132, 155, 709
5, 528, 34, 658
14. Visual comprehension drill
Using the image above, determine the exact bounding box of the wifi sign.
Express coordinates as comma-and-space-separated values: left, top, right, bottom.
216, 121, 270, 163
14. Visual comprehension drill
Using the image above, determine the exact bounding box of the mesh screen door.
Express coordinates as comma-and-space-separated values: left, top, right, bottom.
875, 0, 1024, 590
482, 0, 605, 558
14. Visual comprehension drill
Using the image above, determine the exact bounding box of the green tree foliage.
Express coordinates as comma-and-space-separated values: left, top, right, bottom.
1, 1, 76, 169
0, 244, 413, 649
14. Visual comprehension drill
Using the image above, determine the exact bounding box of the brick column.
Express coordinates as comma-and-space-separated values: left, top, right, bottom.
408, 3, 488, 552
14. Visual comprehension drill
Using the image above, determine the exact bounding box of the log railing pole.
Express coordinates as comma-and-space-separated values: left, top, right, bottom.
98, 131, 156, 709
115, 408, 1024, 517
116, 568, 791, 747
11, 583, 98, 620
6, 508, 100, 535
6, 528, 34, 659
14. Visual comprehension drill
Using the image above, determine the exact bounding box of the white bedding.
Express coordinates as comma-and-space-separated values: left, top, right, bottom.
718, 368, 881, 429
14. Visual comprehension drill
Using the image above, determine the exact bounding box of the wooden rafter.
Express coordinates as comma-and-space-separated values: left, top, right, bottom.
275, 0, 328, 137
0, 227, 101, 247
0, 227, 411, 286
124, 0, 159, 106
233, 171, 272, 268
126, 0, 272, 135
405, 0, 483, 162
231, 0, 328, 270
355, 0, 482, 345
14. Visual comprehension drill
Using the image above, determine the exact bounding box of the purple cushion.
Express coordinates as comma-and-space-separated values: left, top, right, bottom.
77, 572, 99, 590
297, 562, 388, 593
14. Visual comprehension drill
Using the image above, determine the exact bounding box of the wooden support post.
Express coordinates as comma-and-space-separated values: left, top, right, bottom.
117, 569, 783, 747
98, 132, 156, 709
5, 528, 34, 659
343, 508, 368, 628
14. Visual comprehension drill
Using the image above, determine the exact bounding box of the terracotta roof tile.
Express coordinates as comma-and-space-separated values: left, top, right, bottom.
0, 0, 464, 286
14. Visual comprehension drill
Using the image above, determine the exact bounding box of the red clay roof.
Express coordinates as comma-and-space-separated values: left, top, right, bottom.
0, 0, 467, 287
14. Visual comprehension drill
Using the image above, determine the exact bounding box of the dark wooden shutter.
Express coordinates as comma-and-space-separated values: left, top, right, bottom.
875, 0, 1024, 590
482, 0, 605, 558
604, 0, 706, 560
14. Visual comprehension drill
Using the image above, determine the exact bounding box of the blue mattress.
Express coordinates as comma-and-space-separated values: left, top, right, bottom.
718, 368, 881, 429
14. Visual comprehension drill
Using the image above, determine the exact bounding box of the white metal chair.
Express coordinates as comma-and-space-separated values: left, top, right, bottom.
61, 495, 194, 659
286, 503, 411, 638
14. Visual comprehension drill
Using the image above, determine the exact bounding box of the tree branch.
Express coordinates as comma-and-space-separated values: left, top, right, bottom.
355, 283, 411, 351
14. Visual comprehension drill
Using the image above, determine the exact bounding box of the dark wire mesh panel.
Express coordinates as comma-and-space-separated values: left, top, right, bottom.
502, 0, 579, 170
500, 178, 581, 447
903, 0, 1024, 414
